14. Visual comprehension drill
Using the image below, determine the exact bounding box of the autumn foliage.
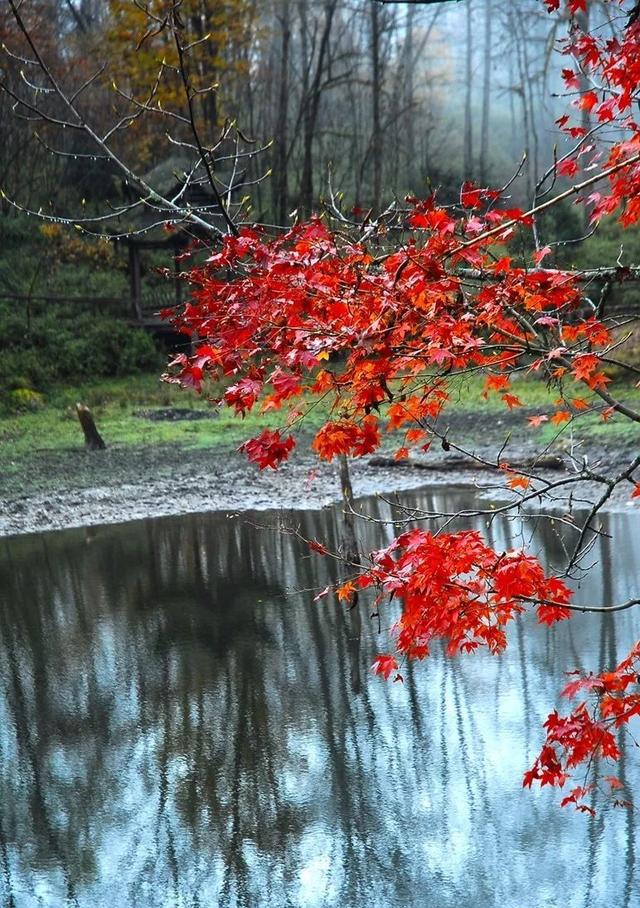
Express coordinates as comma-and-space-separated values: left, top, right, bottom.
167, 0, 640, 812
523, 642, 640, 813
345, 529, 572, 661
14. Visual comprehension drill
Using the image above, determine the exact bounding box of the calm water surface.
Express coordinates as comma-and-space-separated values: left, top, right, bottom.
1, 488, 639, 908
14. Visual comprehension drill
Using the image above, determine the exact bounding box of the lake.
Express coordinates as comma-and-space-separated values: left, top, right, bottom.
1, 487, 639, 907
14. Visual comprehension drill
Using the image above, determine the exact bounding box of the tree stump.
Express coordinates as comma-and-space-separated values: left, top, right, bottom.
76, 403, 106, 451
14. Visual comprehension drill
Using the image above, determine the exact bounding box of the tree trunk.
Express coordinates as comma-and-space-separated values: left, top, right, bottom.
128, 242, 143, 322
196, 1, 218, 131
338, 454, 360, 564
403, 7, 416, 190
338, 453, 362, 695
370, 1, 382, 212
463, 0, 474, 179
298, 0, 337, 217
479, 0, 492, 184
76, 404, 106, 451
272, 0, 291, 224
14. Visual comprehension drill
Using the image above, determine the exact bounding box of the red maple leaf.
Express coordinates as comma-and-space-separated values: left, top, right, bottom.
239, 429, 296, 470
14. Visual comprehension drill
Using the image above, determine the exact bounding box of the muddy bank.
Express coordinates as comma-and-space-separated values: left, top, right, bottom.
1, 435, 639, 538
0, 447, 471, 537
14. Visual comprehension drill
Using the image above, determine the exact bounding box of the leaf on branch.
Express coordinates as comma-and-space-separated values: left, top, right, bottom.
239, 429, 296, 470
372, 654, 399, 680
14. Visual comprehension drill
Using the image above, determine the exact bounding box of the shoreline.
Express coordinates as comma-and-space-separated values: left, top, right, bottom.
0, 451, 470, 538
2, 442, 638, 539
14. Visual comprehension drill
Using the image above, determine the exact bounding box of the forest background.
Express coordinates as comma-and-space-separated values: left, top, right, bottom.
0, 0, 637, 433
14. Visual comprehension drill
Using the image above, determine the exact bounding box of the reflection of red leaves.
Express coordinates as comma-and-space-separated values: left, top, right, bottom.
605, 776, 624, 791
632, 483, 640, 499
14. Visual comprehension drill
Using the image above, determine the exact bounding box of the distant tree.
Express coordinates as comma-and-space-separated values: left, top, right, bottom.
104, 0, 257, 164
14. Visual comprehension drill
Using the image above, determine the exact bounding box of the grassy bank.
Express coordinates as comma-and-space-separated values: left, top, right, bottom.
2, 371, 640, 469
0, 374, 310, 462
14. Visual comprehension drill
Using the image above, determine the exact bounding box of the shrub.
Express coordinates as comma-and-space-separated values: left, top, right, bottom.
5, 388, 45, 413
0, 300, 162, 393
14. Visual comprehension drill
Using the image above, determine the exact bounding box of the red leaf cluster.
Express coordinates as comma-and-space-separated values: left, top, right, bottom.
525, 642, 640, 811
166, 212, 599, 475
350, 529, 571, 660
239, 429, 295, 470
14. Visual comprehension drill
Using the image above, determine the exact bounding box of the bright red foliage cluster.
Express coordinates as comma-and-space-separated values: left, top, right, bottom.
553, 2, 640, 224
343, 528, 571, 663
524, 642, 640, 812
168, 212, 605, 467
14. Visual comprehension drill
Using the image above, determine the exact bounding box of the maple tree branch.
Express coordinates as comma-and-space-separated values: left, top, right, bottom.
565, 452, 640, 572
3, 0, 231, 238
170, 10, 239, 236
519, 596, 640, 615
453, 150, 640, 255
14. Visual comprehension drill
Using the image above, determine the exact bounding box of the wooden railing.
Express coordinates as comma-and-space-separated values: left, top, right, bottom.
0, 287, 181, 328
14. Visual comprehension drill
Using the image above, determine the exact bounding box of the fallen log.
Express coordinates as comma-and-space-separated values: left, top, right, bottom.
368, 454, 565, 472
76, 403, 106, 451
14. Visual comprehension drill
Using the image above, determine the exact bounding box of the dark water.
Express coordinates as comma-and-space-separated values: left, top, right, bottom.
1, 488, 640, 908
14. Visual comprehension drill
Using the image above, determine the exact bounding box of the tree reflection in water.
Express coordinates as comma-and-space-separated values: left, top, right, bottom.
0, 488, 638, 907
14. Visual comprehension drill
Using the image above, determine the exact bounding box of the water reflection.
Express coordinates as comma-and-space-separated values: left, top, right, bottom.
0, 489, 639, 907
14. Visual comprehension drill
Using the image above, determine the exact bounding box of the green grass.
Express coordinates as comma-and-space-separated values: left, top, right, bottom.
445, 372, 568, 410
2, 370, 640, 468
0, 373, 331, 462
451, 372, 640, 446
